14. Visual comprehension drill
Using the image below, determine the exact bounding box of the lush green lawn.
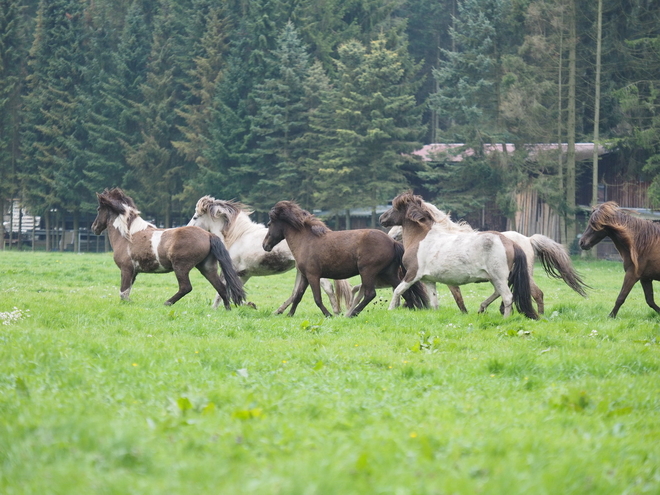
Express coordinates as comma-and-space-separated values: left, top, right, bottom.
1, 251, 658, 494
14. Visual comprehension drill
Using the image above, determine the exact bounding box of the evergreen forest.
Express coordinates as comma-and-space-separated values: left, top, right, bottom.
1, 0, 659, 240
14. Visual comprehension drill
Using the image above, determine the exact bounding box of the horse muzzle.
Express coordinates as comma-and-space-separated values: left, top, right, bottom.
262, 237, 273, 252
578, 237, 592, 250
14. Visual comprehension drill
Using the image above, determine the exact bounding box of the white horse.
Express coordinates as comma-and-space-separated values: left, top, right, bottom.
380, 192, 539, 319
387, 201, 588, 314
188, 196, 352, 313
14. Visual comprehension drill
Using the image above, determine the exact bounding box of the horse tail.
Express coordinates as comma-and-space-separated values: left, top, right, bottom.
393, 242, 430, 310
210, 234, 246, 305
529, 234, 590, 297
334, 279, 353, 310
509, 243, 539, 319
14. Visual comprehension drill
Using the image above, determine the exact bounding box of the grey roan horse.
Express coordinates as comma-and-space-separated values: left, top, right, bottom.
91, 188, 245, 308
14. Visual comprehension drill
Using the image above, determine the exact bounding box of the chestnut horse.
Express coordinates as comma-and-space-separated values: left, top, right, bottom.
188, 196, 352, 314
380, 192, 538, 319
91, 188, 245, 308
579, 201, 660, 317
262, 201, 429, 317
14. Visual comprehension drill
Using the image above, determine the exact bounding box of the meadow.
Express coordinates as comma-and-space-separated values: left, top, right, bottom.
0, 251, 659, 494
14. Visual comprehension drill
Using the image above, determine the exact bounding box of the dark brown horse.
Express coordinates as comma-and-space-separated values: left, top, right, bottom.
262, 201, 429, 317
579, 201, 660, 317
91, 188, 245, 308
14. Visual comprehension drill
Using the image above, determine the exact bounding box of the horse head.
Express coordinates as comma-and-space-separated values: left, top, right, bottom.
380, 192, 432, 228
263, 201, 328, 252
92, 188, 150, 238
579, 202, 619, 250
189, 196, 251, 239
92, 188, 133, 235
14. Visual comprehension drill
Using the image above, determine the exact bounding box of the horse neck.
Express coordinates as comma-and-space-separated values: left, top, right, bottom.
225, 212, 265, 248
280, 224, 309, 257
401, 220, 431, 247
105, 219, 130, 250
607, 227, 636, 268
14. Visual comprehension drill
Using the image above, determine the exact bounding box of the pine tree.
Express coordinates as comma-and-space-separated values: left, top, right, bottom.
242, 22, 312, 211
316, 34, 426, 219
21, 0, 88, 240
173, 0, 230, 206
83, 0, 153, 197
125, 0, 193, 226
0, 0, 27, 244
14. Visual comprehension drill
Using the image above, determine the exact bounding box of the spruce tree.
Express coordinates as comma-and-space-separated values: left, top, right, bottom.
0, 0, 27, 243
316, 35, 426, 219
21, 0, 88, 240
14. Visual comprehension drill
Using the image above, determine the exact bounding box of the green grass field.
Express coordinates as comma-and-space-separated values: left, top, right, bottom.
1, 251, 659, 494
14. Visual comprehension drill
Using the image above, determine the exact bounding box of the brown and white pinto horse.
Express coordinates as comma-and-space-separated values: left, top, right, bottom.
262, 201, 429, 318
579, 201, 660, 317
91, 188, 245, 308
380, 192, 538, 319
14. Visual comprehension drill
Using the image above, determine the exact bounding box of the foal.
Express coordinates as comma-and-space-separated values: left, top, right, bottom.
579, 201, 660, 317
91, 188, 245, 308
262, 201, 428, 317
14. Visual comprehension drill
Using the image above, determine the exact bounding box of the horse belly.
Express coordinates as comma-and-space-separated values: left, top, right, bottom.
419, 235, 489, 285
134, 231, 171, 273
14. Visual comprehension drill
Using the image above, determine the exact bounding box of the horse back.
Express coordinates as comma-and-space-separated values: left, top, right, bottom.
298, 229, 397, 279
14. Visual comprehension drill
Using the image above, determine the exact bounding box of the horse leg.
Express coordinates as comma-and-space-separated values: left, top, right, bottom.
489, 278, 514, 317
276, 269, 303, 314
119, 266, 135, 301
478, 291, 500, 313
425, 282, 438, 310
610, 271, 640, 318
287, 275, 309, 317
165, 266, 195, 306
320, 278, 340, 315
309, 275, 333, 317
641, 279, 660, 313
448, 285, 468, 313
531, 279, 544, 314
347, 285, 365, 315
198, 260, 232, 310
346, 277, 377, 318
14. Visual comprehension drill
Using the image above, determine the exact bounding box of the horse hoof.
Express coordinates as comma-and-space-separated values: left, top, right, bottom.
246, 301, 257, 309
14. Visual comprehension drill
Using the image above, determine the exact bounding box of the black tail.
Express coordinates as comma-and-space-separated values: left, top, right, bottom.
393, 242, 430, 310
509, 244, 539, 319
210, 235, 246, 305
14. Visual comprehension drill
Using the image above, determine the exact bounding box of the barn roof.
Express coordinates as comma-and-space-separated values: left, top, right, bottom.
412, 143, 610, 163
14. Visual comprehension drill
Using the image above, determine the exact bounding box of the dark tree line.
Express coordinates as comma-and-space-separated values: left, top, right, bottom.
1, 0, 659, 247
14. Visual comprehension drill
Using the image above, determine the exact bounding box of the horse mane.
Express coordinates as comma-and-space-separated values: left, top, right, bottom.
589, 201, 660, 271
423, 202, 475, 233
195, 196, 258, 245
99, 188, 154, 239
392, 192, 436, 225
269, 201, 330, 236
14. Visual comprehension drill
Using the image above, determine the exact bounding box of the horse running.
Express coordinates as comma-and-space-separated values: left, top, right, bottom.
387, 201, 588, 313
91, 188, 245, 308
188, 196, 352, 313
380, 192, 538, 319
262, 201, 429, 318
579, 201, 660, 317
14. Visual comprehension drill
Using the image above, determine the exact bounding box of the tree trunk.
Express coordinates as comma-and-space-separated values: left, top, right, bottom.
592, 0, 603, 207
73, 209, 80, 253
566, 0, 577, 249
